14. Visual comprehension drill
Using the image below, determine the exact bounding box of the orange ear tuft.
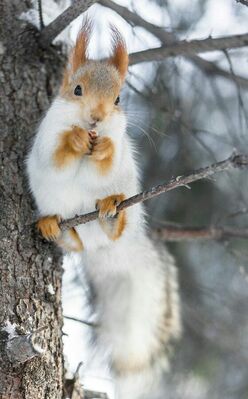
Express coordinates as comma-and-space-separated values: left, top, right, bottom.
109, 26, 128, 83
69, 18, 92, 74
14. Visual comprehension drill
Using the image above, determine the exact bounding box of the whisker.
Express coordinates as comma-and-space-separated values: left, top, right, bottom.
126, 114, 170, 139
126, 121, 157, 151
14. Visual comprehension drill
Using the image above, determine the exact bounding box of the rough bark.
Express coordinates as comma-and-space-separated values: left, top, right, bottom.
0, 1, 65, 397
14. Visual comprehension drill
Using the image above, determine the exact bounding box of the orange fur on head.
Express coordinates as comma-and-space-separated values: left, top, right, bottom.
61, 18, 92, 91
108, 26, 129, 83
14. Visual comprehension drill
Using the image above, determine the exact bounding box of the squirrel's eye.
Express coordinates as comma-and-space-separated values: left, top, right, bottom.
74, 85, 82, 96
114, 96, 120, 105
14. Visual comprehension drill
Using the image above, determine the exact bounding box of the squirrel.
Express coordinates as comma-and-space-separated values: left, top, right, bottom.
27, 20, 181, 399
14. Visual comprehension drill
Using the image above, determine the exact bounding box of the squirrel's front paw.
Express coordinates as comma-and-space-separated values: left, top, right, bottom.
91, 136, 114, 162
37, 215, 61, 241
95, 194, 125, 218
68, 126, 92, 155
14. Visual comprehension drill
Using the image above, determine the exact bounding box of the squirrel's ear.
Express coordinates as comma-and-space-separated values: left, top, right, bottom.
69, 18, 92, 74
61, 19, 91, 93
108, 26, 128, 83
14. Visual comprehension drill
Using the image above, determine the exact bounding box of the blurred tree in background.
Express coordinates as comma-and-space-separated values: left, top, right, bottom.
122, 1, 248, 397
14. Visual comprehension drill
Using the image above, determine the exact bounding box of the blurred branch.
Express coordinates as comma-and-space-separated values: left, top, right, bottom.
129, 33, 248, 65
99, 0, 176, 43
152, 224, 248, 241
64, 362, 84, 399
223, 49, 248, 125
39, 0, 97, 48
64, 315, 98, 328
60, 153, 248, 231
38, 0, 44, 30
84, 390, 109, 399
189, 54, 248, 88
64, 362, 109, 398
100, 0, 248, 88
38, 0, 248, 87
236, 0, 248, 6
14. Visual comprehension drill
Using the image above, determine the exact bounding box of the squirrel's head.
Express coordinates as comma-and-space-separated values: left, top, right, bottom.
60, 19, 128, 130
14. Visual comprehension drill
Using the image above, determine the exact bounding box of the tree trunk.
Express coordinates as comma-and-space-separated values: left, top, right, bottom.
0, 1, 65, 397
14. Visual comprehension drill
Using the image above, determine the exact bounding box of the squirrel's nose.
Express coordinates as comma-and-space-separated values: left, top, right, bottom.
91, 114, 102, 123
92, 116, 100, 122
91, 106, 105, 123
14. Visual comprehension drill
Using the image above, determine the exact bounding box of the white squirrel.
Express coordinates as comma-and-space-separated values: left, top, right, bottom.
27, 20, 181, 399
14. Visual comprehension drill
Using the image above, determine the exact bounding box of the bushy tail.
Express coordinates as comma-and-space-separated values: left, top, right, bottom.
87, 238, 182, 399
114, 246, 182, 399
115, 359, 168, 399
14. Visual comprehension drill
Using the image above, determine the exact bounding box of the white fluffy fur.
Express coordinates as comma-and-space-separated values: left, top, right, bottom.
27, 95, 181, 398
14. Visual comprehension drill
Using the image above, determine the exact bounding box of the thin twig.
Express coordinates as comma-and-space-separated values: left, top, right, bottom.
60, 153, 248, 231
188, 54, 248, 88
64, 315, 98, 328
223, 49, 248, 127
152, 224, 248, 241
129, 33, 248, 65
37, 0, 45, 30
64, 362, 88, 399
100, 0, 248, 88
39, 0, 97, 48
99, 0, 176, 44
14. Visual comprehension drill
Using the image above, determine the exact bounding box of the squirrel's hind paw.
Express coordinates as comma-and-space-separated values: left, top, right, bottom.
37, 215, 61, 241
95, 194, 126, 240
96, 194, 125, 219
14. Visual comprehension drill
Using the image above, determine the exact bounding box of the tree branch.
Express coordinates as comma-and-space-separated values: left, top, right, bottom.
38, 0, 248, 87
187, 54, 248, 88
60, 153, 248, 231
100, 0, 248, 88
152, 224, 248, 241
236, 0, 248, 6
99, 0, 176, 44
39, 0, 97, 48
129, 33, 248, 65
38, 0, 44, 30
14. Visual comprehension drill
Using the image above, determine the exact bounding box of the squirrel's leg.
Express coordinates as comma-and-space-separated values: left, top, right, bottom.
95, 194, 126, 240
37, 216, 83, 252
53, 125, 93, 168
90, 136, 114, 174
